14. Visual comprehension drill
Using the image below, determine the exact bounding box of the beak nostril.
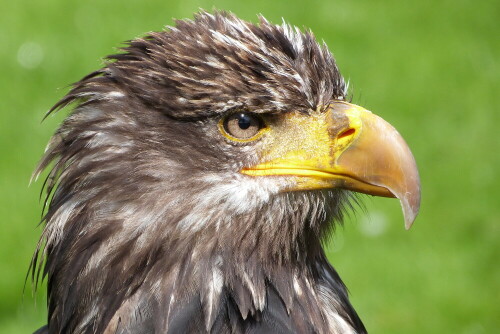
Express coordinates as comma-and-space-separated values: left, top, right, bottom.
338, 128, 355, 140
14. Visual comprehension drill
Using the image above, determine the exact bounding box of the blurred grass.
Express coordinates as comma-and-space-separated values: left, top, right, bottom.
0, 0, 498, 333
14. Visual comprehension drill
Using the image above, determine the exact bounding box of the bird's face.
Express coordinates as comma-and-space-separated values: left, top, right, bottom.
162, 100, 419, 230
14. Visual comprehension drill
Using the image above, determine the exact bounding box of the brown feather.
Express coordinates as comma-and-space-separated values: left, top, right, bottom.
32, 10, 365, 334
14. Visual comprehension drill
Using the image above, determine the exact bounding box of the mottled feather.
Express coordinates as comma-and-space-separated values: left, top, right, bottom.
32, 10, 366, 334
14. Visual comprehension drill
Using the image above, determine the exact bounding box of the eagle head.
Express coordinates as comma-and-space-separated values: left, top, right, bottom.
33, 10, 420, 334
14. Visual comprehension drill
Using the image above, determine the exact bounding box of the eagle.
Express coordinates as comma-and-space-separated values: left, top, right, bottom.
32, 11, 420, 334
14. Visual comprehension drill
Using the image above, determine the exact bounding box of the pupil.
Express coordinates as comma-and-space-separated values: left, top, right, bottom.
238, 114, 251, 130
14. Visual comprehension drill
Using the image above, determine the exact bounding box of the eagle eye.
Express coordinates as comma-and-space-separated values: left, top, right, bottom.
220, 112, 265, 141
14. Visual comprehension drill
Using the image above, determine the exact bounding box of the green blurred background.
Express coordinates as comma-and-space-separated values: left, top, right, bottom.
0, 0, 498, 333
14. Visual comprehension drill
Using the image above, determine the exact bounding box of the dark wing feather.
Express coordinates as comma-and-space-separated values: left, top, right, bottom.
210, 286, 314, 334
315, 257, 368, 334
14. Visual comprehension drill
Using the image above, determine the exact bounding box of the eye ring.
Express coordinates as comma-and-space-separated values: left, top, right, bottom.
219, 112, 267, 142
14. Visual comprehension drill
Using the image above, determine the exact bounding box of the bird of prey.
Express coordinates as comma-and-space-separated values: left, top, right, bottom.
32, 11, 420, 334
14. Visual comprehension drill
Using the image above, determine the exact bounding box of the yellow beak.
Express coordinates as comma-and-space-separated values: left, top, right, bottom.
241, 102, 421, 229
